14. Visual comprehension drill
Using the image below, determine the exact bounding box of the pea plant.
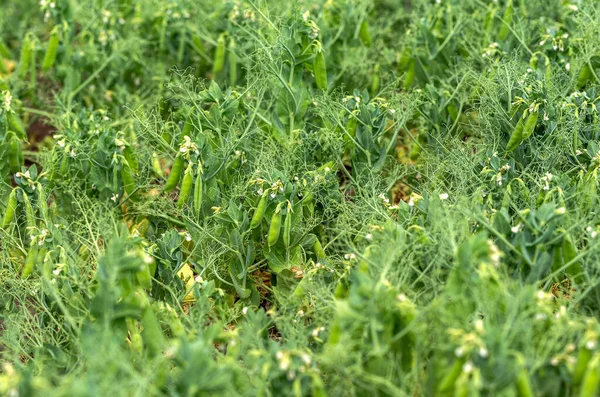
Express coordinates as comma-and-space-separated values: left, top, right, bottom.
2, 0, 600, 396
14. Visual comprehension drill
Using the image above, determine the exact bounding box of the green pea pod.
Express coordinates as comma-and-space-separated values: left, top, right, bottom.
359, 20, 372, 47
123, 146, 139, 174
283, 203, 292, 249
141, 307, 164, 357
521, 111, 538, 140
580, 354, 600, 397
177, 30, 186, 64
177, 164, 194, 208
438, 357, 466, 392
121, 162, 136, 196
2, 188, 18, 228
314, 50, 328, 91
229, 38, 237, 85
60, 148, 70, 175
574, 346, 594, 385
454, 372, 470, 397
397, 47, 412, 72
22, 239, 39, 278
498, 0, 513, 41
152, 153, 164, 178
506, 115, 525, 152
268, 204, 282, 247
8, 112, 27, 140
371, 63, 380, 94
403, 59, 416, 90
193, 163, 203, 216
578, 64, 592, 89
136, 263, 153, 290
37, 183, 49, 224
42, 26, 60, 72
313, 238, 326, 260
250, 192, 269, 229
22, 192, 36, 229
8, 137, 21, 174
212, 33, 226, 75
18, 34, 32, 79
164, 156, 184, 192
515, 365, 534, 397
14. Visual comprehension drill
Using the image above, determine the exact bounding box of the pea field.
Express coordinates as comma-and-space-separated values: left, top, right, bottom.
2, 0, 600, 395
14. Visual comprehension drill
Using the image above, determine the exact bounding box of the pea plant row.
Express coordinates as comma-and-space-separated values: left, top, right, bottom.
1, 0, 600, 396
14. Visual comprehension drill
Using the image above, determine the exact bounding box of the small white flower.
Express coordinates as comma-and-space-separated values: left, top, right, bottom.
455, 346, 465, 358
111, 193, 119, 202
511, 224, 522, 233
462, 361, 473, 373
555, 207, 566, 215
439, 193, 449, 200
365, 233, 373, 240
479, 347, 488, 358
565, 63, 571, 72
242, 307, 248, 315
194, 275, 204, 283
586, 340, 597, 350
185, 233, 192, 242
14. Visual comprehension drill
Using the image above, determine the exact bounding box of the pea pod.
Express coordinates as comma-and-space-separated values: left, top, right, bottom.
498, 0, 513, 41
136, 253, 153, 290
314, 49, 328, 91
177, 30, 186, 64
42, 26, 60, 72
212, 33, 226, 75
152, 152, 164, 177
121, 162, 135, 196
22, 192, 36, 229
578, 64, 592, 89
371, 63, 380, 95
515, 358, 534, 397
8, 112, 27, 140
8, 136, 21, 174
313, 238, 326, 260
193, 163, 203, 216
141, 307, 164, 357
267, 204, 283, 247
521, 110, 538, 140
229, 38, 237, 85
438, 357, 466, 392
18, 34, 32, 79
506, 115, 525, 152
22, 239, 39, 278
580, 354, 600, 397
283, 202, 293, 249
164, 156, 184, 192
403, 59, 416, 90
574, 345, 594, 385
177, 164, 194, 208
123, 145, 139, 174
37, 183, 49, 224
250, 191, 269, 229
2, 188, 18, 228
359, 20, 372, 47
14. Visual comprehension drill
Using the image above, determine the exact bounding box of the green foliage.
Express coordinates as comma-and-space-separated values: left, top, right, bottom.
1, 0, 600, 396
